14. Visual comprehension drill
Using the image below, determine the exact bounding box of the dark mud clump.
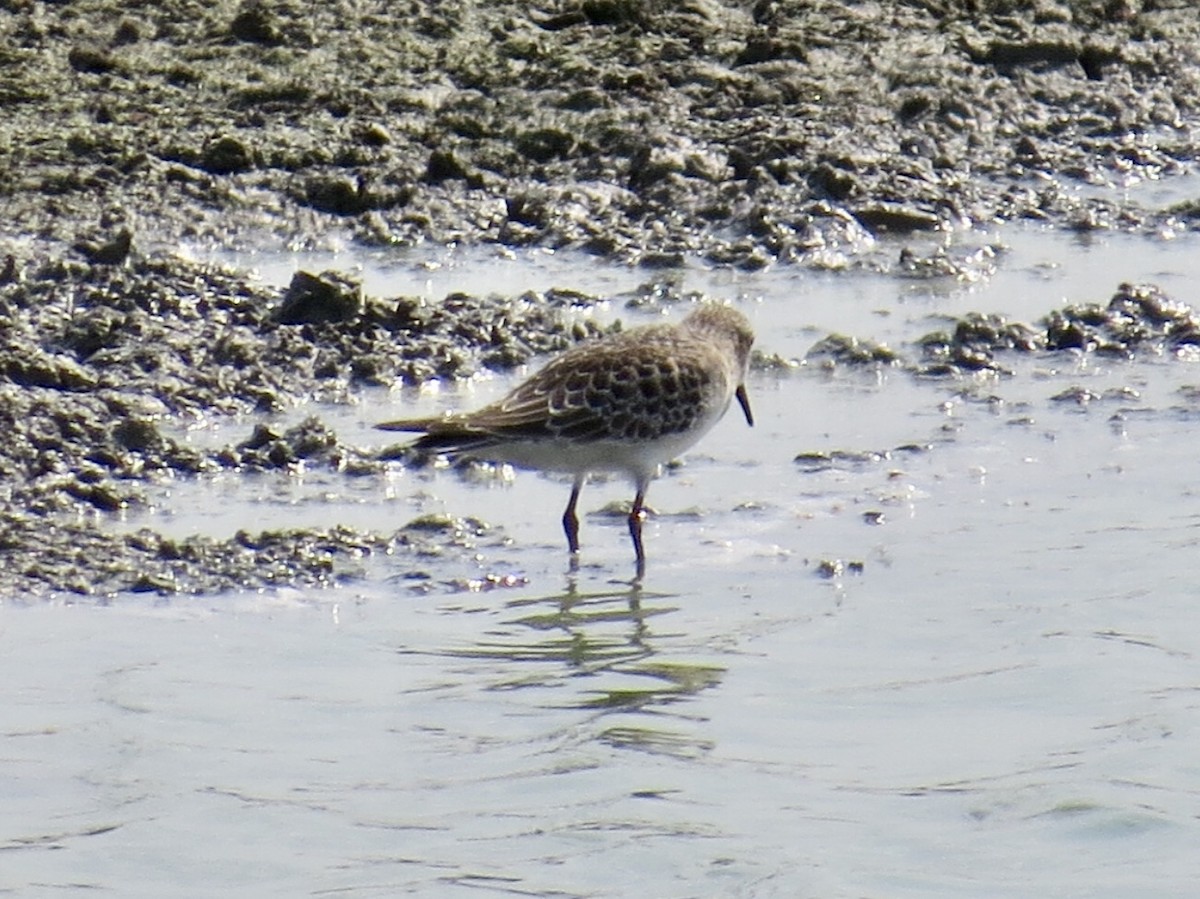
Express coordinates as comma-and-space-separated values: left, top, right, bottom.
805, 282, 1200, 378
0, 515, 505, 599
917, 282, 1200, 375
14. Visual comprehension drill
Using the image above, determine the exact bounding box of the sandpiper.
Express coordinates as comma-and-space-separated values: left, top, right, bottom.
377, 303, 755, 577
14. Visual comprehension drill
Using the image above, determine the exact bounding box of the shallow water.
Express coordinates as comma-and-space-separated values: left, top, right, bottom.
7, 211, 1200, 894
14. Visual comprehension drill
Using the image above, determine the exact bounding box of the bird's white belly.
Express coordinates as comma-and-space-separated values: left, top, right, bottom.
477, 412, 726, 479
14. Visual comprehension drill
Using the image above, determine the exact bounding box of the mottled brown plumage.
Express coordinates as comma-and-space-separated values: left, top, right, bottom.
378, 303, 755, 577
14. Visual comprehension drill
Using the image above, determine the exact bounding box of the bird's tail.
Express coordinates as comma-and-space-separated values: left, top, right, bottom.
375, 417, 441, 432
376, 416, 495, 457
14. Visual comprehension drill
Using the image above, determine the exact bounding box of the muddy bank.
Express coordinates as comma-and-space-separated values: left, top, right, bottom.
0, 252, 608, 598
4, 1, 1200, 265
5, 0, 1200, 597
4, 251, 1199, 597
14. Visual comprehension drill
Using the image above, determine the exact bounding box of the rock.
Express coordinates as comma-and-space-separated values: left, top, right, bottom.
73, 228, 133, 264
424, 149, 473, 184
303, 174, 371, 215
229, 2, 282, 46
199, 135, 254, 175
274, 270, 363, 325
853, 204, 940, 234
67, 46, 120, 75
112, 416, 163, 452
515, 127, 576, 163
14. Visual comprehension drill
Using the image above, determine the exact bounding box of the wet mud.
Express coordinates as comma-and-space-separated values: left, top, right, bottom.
3, 1, 1200, 597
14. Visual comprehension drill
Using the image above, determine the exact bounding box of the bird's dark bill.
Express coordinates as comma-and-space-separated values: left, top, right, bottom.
736, 384, 754, 426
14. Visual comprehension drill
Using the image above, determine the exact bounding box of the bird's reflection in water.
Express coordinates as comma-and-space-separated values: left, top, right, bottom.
442, 573, 726, 723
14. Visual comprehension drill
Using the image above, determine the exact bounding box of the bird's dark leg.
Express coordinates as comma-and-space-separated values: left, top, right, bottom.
628, 480, 649, 580
562, 475, 585, 555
